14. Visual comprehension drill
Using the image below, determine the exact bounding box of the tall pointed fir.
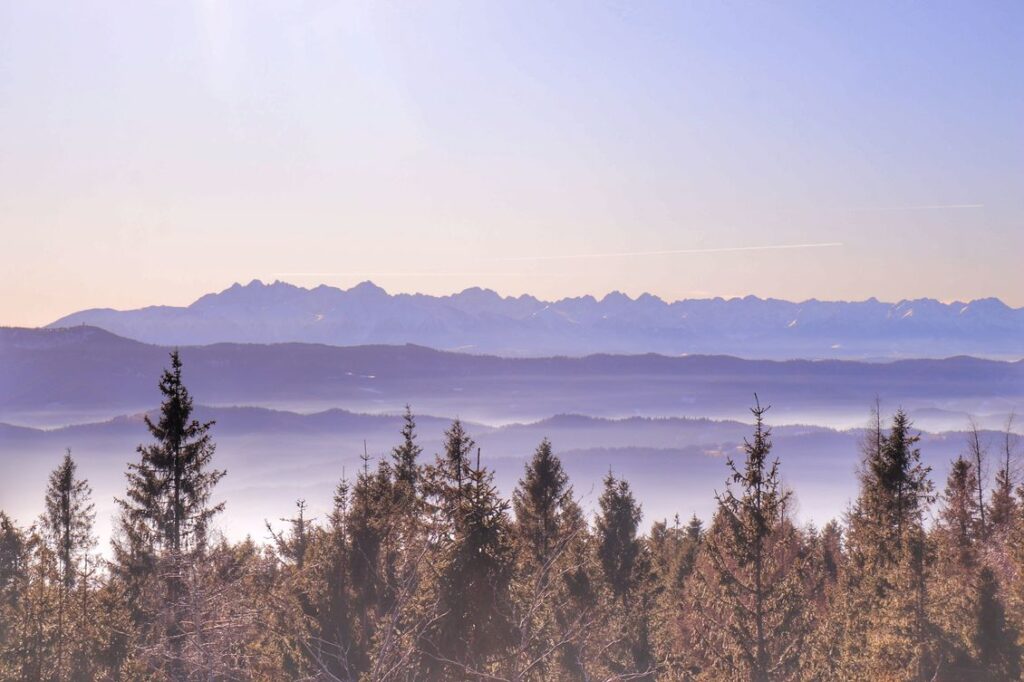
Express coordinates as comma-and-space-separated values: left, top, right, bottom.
838, 407, 935, 680
0, 513, 28, 679
301, 471, 357, 679
685, 397, 810, 681
392, 405, 422, 494
988, 415, 1018, 537
930, 456, 983, 672
422, 425, 515, 679
347, 456, 397, 676
972, 566, 1020, 680
509, 439, 593, 680
41, 450, 97, 680
113, 350, 225, 678
593, 471, 656, 679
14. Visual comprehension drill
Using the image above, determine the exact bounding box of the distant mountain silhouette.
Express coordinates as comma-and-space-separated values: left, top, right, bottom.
46, 280, 1024, 359
3, 326, 1020, 429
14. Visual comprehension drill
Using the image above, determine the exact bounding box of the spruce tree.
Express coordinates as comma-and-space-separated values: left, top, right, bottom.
312, 473, 358, 679
120, 350, 224, 556
988, 415, 1018, 534
972, 566, 1020, 680
594, 472, 655, 679
686, 398, 809, 682
929, 457, 983, 671
937, 456, 982, 569
509, 439, 592, 680
40, 450, 96, 681
0, 513, 27, 679
965, 420, 989, 540
513, 438, 573, 574
392, 405, 422, 492
113, 350, 225, 678
596, 472, 644, 600
347, 457, 397, 675
267, 499, 313, 570
838, 407, 936, 680
422, 432, 514, 679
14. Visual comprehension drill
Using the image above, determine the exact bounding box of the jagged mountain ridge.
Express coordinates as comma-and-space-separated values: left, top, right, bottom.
47, 279, 1024, 358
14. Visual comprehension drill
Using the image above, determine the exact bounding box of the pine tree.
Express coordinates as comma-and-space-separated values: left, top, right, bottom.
40, 450, 97, 681
686, 397, 809, 681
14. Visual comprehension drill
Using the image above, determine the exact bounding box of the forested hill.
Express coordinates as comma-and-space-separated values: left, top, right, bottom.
47, 279, 1024, 359
3, 325, 1020, 428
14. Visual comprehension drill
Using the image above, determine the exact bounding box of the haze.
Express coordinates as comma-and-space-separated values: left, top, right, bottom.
2, 1, 1022, 327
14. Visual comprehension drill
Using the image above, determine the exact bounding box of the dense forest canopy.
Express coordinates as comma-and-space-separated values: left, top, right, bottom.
2, 354, 1022, 681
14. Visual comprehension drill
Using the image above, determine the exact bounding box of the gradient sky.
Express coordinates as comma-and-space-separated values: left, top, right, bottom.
1, 1, 1022, 327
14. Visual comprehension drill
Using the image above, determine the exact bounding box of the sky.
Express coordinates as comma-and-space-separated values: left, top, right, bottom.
1, 0, 1022, 327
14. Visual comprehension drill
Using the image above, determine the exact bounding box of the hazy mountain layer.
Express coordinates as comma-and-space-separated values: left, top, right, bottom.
3, 326, 1020, 429
47, 280, 1024, 359
0, 405, 990, 547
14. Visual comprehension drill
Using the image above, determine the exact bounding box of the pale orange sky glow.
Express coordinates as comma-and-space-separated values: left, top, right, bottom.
1, 1, 1022, 327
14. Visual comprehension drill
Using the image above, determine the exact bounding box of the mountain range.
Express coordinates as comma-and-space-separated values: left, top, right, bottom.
47, 280, 1024, 360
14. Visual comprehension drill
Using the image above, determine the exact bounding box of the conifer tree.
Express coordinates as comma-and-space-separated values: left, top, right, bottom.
508, 439, 593, 680
40, 450, 97, 681
0, 513, 23, 594
686, 397, 809, 681
594, 472, 656, 679
392, 405, 422, 493
347, 456, 397, 675
803, 521, 845, 680
839, 407, 936, 680
965, 419, 989, 541
650, 514, 702, 678
972, 566, 1020, 680
309, 473, 358, 679
121, 350, 224, 556
596, 472, 644, 600
929, 456, 983, 672
937, 456, 982, 569
988, 414, 1018, 535
422, 432, 515, 679
113, 350, 225, 678
267, 499, 313, 570
0, 513, 28, 679
513, 438, 573, 574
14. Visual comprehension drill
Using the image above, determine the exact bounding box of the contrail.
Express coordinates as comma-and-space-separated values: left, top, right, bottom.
844, 204, 983, 212
498, 242, 844, 262
271, 271, 573, 278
